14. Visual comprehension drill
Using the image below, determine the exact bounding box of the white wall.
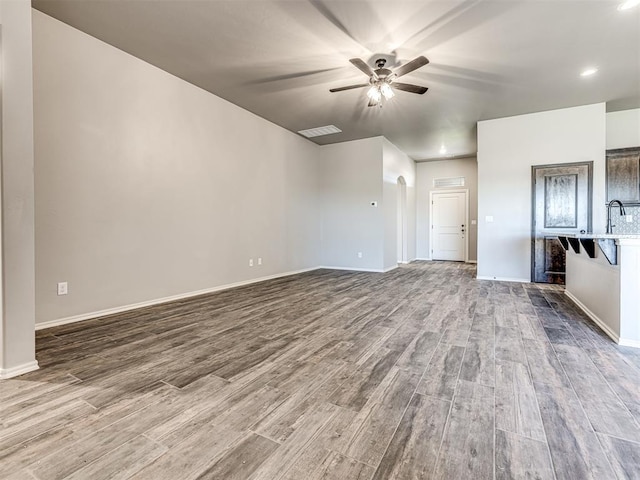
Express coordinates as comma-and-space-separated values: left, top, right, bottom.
0, 0, 38, 377
606, 108, 640, 149
416, 157, 478, 261
319, 137, 384, 271
382, 138, 416, 269
477, 103, 606, 282
33, 11, 321, 325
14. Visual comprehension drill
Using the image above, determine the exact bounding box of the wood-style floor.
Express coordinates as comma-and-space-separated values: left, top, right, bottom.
2, 262, 640, 480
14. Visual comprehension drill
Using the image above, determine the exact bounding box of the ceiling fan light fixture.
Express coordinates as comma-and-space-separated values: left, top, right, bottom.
367, 86, 382, 102
380, 83, 394, 99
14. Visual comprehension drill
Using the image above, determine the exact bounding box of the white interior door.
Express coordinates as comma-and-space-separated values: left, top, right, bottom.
431, 191, 466, 261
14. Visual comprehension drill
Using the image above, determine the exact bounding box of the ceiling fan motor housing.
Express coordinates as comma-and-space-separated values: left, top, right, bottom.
374, 59, 394, 80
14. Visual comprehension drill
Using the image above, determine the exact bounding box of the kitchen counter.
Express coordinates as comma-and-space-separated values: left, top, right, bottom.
556, 232, 640, 240
552, 232, 640, 348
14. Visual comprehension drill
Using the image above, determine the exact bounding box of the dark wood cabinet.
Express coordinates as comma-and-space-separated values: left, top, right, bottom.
606, 147, 640, 205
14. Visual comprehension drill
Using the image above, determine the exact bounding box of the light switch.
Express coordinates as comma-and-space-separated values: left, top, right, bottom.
485, 216, 494, 223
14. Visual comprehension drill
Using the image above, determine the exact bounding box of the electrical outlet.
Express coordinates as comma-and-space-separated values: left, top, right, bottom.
57, 282, 68, 296
357, 252, 363, 258
249, 259, 254, 267
626, 215, 633, 223
258, 257, 262, 265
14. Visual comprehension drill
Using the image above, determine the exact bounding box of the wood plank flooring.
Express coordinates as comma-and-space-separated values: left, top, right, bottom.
2, 261, 640, 479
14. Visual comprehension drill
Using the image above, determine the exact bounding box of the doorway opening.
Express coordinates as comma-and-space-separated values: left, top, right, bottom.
397, 176, 407, 264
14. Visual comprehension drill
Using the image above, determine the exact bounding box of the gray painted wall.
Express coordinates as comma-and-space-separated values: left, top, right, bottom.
33, 11, 322, 325
319, 137, 385, 271
607, 109, 640, 150
0, 0, 37, 374
477, 103, 606, 282
416, 157, 478, 262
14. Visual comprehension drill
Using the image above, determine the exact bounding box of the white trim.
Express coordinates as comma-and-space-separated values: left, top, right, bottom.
429, 189, 469, 263
619, 338, 640, 348
476, 275, 530, 283
319, 266, 388, 273
0, 361, 39, 379
466, 260, 477, 264
414, 257, 432, 261
383, 264, 398, 272
565, 290, 621, 344
36, 267, 320, 331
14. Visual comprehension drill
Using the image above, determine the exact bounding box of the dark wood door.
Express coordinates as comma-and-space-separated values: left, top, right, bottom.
532, 163, 592, 284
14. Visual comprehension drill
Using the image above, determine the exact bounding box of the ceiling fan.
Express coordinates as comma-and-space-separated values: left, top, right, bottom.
330, 56, 429, 107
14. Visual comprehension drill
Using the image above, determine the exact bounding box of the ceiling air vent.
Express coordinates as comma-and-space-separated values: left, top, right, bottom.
434, 176, 465, 188
297, 125, 342, 138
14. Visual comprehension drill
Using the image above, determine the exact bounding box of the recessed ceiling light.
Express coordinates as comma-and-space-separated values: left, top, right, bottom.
297, 125, 342, 138
439, 145, 447, 155
580, 68, 598, 77
618, 0, 640, 11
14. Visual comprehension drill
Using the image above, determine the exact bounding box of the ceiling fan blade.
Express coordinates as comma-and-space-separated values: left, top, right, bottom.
329, 83, 369, 93
393, 56, 429, 78
393, 82, 428, 94
349, 58, 375, 77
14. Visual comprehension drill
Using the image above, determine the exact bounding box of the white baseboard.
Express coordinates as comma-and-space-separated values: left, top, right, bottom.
619, 338, 640, 349
319, 266, 388, 273
466, 260, 478, 264
476, 275, 530, 283
384, 264, 399, 272
565, 290, 621, 344
0, 360, 39, 379
414, 257, 432, 261
36, 267, 320, 331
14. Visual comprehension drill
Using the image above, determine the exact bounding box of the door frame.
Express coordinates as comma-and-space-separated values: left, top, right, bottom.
429, 189, 469, 263
530, 161, 593, 282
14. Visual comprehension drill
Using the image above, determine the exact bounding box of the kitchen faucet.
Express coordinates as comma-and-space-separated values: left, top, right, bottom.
606, 199, 626, 234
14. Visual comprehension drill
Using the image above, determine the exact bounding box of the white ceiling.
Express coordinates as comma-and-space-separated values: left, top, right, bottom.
32, 0, 640, 160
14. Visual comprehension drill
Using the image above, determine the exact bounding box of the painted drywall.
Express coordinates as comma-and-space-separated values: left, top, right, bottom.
382, 139, 416, 269
416, 157, 478, 262
565, 250, 620, 340
33, 10, 321, 325
477, 103, 606, 282
606, 108, 640, 149
318, 137, 384, 271
0, 0, 38, 376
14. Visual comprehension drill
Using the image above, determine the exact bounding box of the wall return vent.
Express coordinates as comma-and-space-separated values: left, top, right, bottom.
434, 176, 465, 188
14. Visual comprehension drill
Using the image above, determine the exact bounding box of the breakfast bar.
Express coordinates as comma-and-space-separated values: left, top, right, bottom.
557, 233, 640, 347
